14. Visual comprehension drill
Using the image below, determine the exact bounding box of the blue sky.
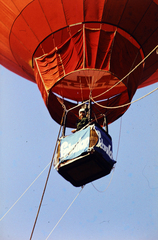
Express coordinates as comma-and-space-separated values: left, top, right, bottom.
0, 65, 158, 240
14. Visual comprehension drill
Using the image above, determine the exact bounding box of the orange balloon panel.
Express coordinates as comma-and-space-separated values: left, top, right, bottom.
0, 0, 158, 126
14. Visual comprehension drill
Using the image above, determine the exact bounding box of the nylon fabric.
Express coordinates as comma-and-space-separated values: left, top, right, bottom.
0, 0, 157, 127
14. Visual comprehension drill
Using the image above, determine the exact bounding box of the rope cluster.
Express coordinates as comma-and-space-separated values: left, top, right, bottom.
60, 45, 158, 114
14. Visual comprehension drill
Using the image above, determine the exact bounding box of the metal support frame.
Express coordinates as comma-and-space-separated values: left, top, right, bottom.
62, 111, 67, 137
103, 115, 108, 133
88, 99, 92, 122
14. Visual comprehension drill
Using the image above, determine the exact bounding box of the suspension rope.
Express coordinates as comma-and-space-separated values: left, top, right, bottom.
0, 162, 51, 222
44, 186, 84, 240
30, 112, 65, 240
79, 76, 84, 102
91, 169, 115, 193
67, 99, 90, 113
93, 45, 158, 100
56, 96, 67, 112
115, 117, 122, 161
91, 86, 158, 109
91, 116, 122, 192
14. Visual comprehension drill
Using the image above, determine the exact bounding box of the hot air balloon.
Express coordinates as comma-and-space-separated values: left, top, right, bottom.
0, 0, 158, 186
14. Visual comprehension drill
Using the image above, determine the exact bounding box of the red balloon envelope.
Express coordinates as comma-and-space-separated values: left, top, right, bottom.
0, 0, 158, 127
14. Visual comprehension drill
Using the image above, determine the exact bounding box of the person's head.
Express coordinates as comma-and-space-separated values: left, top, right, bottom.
79, 108, 86, 119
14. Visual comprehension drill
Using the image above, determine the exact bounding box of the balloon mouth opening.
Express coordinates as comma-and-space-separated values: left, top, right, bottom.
51, 69, 127, 103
